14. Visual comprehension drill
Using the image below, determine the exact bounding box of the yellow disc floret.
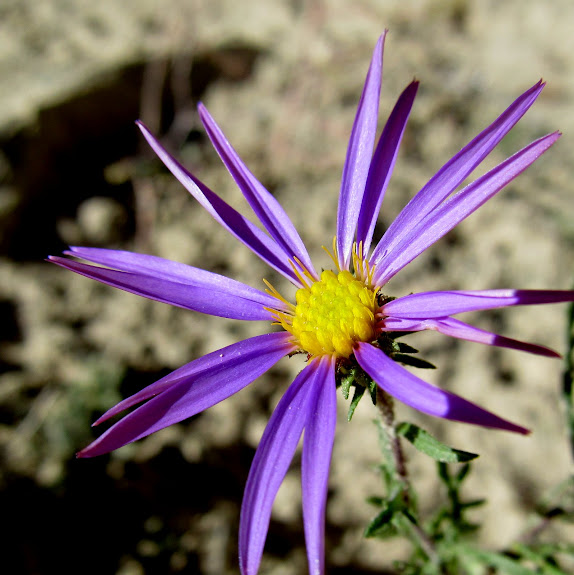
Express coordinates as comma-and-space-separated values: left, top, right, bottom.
288, 269, 377, 358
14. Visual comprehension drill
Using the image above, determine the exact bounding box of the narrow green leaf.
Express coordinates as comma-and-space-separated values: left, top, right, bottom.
364, 505, 397, 538
456, 462, 472, 484
459, 498, 486, 509
365, 496, 385, 507
527, 542, 574, 556
364, 490, 408, 539
511, 543, 571, 575
437, 461, 451, 485
464, 548, 541, 575
564, 298, 574, 460
397, 423, 479, 463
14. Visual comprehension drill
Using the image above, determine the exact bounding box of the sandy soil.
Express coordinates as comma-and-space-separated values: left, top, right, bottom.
1, 1, 573, 574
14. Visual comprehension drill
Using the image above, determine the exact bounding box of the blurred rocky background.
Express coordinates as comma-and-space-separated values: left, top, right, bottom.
1, 0, 573, 573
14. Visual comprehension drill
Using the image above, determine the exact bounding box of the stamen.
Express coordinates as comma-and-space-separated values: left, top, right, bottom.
289, 260, 312, 289
292, 256, 317, 284
351, 241, 377, 286
287, 269, 378, 358
263, 278, 296, 312
265, 307, 295, 331
264, 236, 380, 360
321, 237, 340, 271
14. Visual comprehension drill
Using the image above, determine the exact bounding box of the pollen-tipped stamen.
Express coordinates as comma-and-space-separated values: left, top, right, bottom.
289, 269, 378, 358
352, 242, 376, 286
322, 237, 341, 271
265, 241, 380, 358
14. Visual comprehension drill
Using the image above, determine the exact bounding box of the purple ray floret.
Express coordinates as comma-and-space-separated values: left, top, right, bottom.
369, 79, 546, 274
137, 121, 305, 285
337, 32, 385, 269
383, 289, 574, 318
198, 104, 318, 281
301, 356, 337, 575
380, 316, 560, 358
355, 343, 529, 434
356, 79, 418, 254
49, 31, 572, 575
239, 356, 335, 575
78, 333, 295, 458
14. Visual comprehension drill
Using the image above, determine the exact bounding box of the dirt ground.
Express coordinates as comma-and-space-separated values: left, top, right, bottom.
1, 1, 573, 573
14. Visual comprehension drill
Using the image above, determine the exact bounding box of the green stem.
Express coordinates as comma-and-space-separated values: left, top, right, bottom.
376, 386, 440, 564
376, 387, 409, 494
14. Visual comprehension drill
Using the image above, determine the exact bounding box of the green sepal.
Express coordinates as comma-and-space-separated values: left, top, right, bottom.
396, 342, 420, 354
385, 331, 415, 339
397, 422, 479, 463
337, 363, 379, 418
347, 385, 366, 421
340, 373, 353, 400
369, 378, 377, 405
393, 354, 436, 369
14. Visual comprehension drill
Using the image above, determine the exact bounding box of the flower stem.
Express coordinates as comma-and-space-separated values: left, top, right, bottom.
375, 386, 439, 564
376, 386, 409, 495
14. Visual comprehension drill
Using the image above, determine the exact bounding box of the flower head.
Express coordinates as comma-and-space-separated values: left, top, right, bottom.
50, 32, 573, 575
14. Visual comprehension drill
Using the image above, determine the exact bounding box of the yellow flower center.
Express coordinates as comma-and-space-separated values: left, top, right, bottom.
287, 269, 377, 358
265, 242, 380, 359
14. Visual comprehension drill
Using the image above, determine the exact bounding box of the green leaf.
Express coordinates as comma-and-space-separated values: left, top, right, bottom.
364, 492, 406, 538
365, 496, 385, 507
459, 498, 486, 510
397, 423, 479, 463
456, 462, 472, 484
364, 505, 398, 538
463, 548, 542, 575
511, 543, 572, 575
564, 298, 574, 459
393, 354, 437, 369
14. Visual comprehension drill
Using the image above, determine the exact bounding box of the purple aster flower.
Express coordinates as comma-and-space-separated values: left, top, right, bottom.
50, 32, 574, 575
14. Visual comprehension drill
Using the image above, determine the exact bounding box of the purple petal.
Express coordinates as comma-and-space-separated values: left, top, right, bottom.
302, 355, 337, 575
198, 104, 317, 281
381, 316, 560, 358
239, 359, 324, 575
373, 131, 560, 284
137, 121, 303, 285
337, 32, 385, 270
94, 332, 296, 425
49, 255, 274, 321
65, 247, 286, 311
383, 288, 574, 319
356, 80, 418, 254
355, 342, 529, 434
78, 333, 294, 457
370, 80, 545, 271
